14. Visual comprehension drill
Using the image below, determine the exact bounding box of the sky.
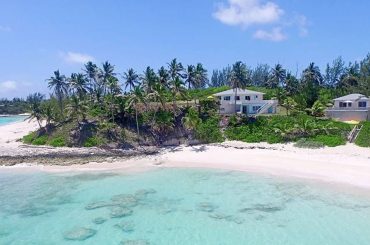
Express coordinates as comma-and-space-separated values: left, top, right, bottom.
0, 0, 369, 99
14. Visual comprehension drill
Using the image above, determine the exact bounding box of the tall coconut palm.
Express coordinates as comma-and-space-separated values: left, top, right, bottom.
302, 63, 323, 107
158, 66, 170, 88
303, 63, 323, 86
123, 68, 139, 92
194, 63, 208, 89
169, 77, 186, 114
141, 66, 158, 94
126, 86, 146, 136
229, 61, 249, 114
66, 95, 88, 123
168, 58, 185, 81
84, 62, 101, 102
47, 70, 68, 115
26, 93, 45, 128
69, 73, 89, 100
182, 107, 202, 138
101, 61, 116, 95
106, 76, 122, 122
185, 65, 196, 90
268, 64, 286, 88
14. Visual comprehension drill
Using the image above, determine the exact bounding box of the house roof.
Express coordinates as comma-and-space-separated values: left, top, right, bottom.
333, 94, 368, 101
213, 89, 265, 96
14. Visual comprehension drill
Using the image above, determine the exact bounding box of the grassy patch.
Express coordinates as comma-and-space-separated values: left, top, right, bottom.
294, 138, 325, 149
48, 136, 67, 147
311, 135, 346, 147
83, 136, 104, 147
32, 135, 48, 145
355, 122, 370, 147
23, 132, 37, 144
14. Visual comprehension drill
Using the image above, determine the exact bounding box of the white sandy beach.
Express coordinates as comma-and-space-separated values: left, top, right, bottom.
1, 120, 370, 189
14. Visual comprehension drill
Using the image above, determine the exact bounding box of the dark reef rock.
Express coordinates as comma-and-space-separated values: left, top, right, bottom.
110, 207, 133, 218
63, 227, 97, 241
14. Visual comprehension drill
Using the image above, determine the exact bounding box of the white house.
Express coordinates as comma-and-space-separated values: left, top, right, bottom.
326, 93, 370, 121
213, 89, 278, 115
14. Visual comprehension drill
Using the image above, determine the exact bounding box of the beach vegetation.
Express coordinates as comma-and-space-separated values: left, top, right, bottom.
19, 54, 370, 148
355, 122, 370, 147
294, 138, 325, 149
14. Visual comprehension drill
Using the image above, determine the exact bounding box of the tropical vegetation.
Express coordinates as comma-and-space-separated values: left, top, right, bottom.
15, 54, 370, 148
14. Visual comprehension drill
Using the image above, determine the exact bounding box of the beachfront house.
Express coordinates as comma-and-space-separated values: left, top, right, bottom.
326, 94, 370, 121
213, 89, 278, 115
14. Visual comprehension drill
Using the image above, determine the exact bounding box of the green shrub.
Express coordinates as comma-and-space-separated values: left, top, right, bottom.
355, 122, 370, 147
312, 135, 346, 147
83, 136, 103, 147
195, 117, 224, 143
49, 137, 66, 147
23, 132, 37, 144
32, 135, 48, 145
294, 138, 325, 149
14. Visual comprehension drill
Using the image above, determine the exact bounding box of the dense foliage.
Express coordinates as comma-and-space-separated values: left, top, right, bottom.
0, 98, 29, 115
355, 122, 370, 147
19, 54, 370, 147
225, 115, 351, 146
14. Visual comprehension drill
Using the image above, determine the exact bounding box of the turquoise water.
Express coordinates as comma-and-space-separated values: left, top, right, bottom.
0, 116, 26, 126
1, 168, 370, 245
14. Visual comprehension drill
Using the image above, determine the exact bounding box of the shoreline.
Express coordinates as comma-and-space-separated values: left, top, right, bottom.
1, 120, 370, 191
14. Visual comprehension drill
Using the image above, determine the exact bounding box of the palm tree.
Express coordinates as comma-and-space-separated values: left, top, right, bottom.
26, 93, 45, 128
101, 61, 116, 95
106, 76, 122, 122
47, 70, 68, 115
268, 64, 286, 88
302, 63, 323, 107
229, 61, 249, 114
158, 66, 170, 88
303, 63, 323, 86
194, 63, 208, 89
182, 108, 202, 139
185, 65, 196, 90
281, 97, 298, 115
84, 62, 102, 103
66, 95, 88, 123
169, 77, 186, 114
141, 66, 158, 94
168, 58, 185, 81
123, 68, 139, 92
126, 86, 146, 136
148, 83, 167, 108
69, 73, 89, 100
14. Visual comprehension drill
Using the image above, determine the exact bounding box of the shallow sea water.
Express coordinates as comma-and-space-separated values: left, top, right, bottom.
0, 116, 26, 126
0, 168, 370, 245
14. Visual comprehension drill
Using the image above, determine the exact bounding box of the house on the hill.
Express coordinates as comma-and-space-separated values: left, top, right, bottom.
213, 89, 278, 115
325, 93, 370, 121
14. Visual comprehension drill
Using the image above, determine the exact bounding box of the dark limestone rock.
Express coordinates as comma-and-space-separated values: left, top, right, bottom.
63, 227, 97, 241
110, 207, 133, 218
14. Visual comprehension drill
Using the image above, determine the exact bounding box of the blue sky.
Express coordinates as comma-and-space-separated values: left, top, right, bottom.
0, 0, 369, 98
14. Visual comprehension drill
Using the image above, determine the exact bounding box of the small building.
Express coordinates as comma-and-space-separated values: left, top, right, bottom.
213, 89, 278, 115
326, 94, 370, 121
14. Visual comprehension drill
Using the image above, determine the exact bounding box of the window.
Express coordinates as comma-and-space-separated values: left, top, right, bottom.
339, 102, 347, 108
224, 96, 231, 101
348, 102, 352, 107
235, 105, 241, 112
252, 106, 261, 112
245, 96, 251, 101
235, 96, 240, 101
359, 101, 367, 108
255, 95, 258, 99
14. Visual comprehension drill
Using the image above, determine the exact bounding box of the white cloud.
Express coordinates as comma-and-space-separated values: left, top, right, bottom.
295, 14, 309, 37
253, 27, 287, 41
60, 51, 96, 64
213, 0, 284, 27
0, 25, 11, 32
0, 81, 17, 91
